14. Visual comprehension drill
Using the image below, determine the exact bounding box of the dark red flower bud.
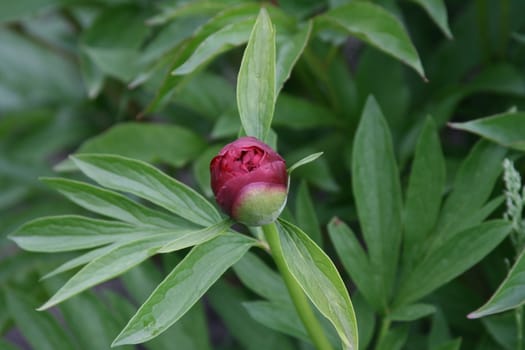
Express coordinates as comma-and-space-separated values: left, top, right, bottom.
210, 136, 288, 226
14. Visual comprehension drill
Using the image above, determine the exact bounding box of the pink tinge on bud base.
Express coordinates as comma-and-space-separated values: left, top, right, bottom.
210, 137, 287, 226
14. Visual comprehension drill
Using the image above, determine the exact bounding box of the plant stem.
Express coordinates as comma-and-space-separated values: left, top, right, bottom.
375, 317, 391, 349
262, 222, 334, 350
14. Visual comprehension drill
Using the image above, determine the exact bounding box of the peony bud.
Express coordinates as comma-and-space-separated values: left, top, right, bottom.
210, 137, 288, 226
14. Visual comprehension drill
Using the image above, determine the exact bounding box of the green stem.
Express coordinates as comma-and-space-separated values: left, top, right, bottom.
262, 222, 334, 350
375, 317, 391, 350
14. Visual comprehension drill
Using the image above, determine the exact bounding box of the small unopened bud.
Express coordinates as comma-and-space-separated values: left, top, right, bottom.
210, 137, 287, 226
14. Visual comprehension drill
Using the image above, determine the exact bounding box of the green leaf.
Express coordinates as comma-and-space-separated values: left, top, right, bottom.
147, 1, 228, 25
389, 303, 436, 322
352, 293, 376, 349
80, 6, 150, 82
432, 339, 462, 350
376, 325, 409, 350
112, 233, 255, 345
145, 3, 260, 112
237, 8, 276, 142
295, 182, 322, 246
318, 2, 426, 79
435, 141, 506, 241
449, 112, 525, 152
42, 244, 118, 279
0, 0, 57, 22
55, 123, 206, 171
396, 220, 512, 306
39, 233, 180, 310
233, 251, 290, 304
0, 339, 20, 350
469, 247, 525, 318
244, 301, 309, 342
273, 93, 339, 129
157, 219, 232, 253
41, 178, 189, 229
121, 262, 212, 350
5, 288, 76, 350
173, 19, 254, 75
403, 117, 445, 266
327, 217, 382, 310
193, 145, 222, 198
288, 152, 324, 174
277, 219, 358, 350
9, 215, 154, 252
352, 96, 402, 304
275, 20, 312, 94
408, 0, 452, 38
72, 154, 221, 226
45, 280, 127, 350
208, 280, 295, 350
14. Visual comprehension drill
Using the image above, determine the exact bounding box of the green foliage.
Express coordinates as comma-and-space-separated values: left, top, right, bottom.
3, 0, 525, 349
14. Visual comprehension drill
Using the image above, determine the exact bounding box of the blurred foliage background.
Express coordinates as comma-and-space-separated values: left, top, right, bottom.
2, 0, 525, 349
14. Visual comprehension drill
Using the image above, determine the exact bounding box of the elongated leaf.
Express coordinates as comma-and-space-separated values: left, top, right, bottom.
208, 280, 295, 350
409, 0, 452, 38
273, 93, 339, 129
112, 233, 255, 345
173, 19, 254, 75
275, 20, 312, 93
121, 262, 212, 350
42, 178, 187, 229
469, 248, 525, 318
389, 303, 436, 322
352, 96, 402, 304
42, 244, 118, 279
450, 112, 525, 152
145, 3, 260, 112
295, 182, 322, 246
288, 152, 323, 174
158, 219, 232, 253
396, 220, 511, 306
237, 8, 276, 142
403, 117, 445, 266
435, 141, 506, 241
45, 280, 126, 350
6, 288, 76, 350
234, 251, 289, 303
55, 123, 206, 171
244, 301, 309, 342
10, 215, 154, 252
147, 1, 228, 25
327, 217, 382, 311
278, 219, 358, 350
318, 2, 426, 79
376, 325, 409, 350
72, 154, 221, 226
39, 233, 179, 310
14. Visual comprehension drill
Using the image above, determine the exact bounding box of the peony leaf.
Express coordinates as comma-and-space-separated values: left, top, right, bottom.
395, 220, 511, 306
277, 219, 358, 350
41, 177, 191, 229
408, 0, 452, 39
9, 215, 157, 252
287, 152, 323, 174
237, 8, 276, 142
112, 233, 255, 346
469, 248, 525, 318
352, 96, 402, 308
317, 2, 426, 79
449, 111, 525, 152
71, 154, 221, 226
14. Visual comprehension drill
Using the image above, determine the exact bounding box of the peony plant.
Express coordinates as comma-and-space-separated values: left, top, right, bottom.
9, 8, 358, 350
